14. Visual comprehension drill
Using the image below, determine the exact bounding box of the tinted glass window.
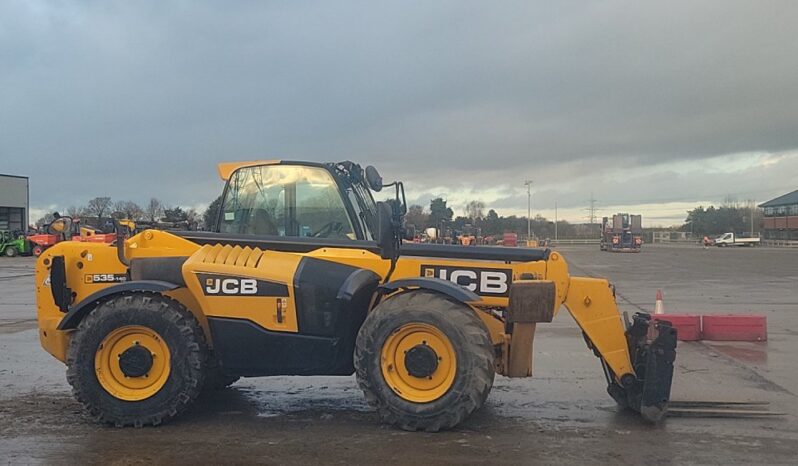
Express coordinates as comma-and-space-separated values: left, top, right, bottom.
220, 165, 355, 239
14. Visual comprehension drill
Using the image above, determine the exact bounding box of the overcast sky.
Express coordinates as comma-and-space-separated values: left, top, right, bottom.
2, 1, 797, 226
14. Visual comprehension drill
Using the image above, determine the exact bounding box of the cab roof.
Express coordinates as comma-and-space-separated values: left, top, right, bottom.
217, 160, 280, 180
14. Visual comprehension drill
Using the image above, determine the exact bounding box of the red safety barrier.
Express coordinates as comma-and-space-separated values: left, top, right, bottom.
652, 314, 702, 341
702, 315, 767, 342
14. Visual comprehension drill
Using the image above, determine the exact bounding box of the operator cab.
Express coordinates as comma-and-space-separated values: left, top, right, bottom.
217, 161, 387, 242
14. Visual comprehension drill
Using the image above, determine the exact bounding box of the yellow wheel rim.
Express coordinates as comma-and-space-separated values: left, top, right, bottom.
380, 323, 457, 403
94, 325, 171, 401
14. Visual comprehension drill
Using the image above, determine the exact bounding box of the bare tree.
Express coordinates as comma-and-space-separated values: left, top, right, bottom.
185, 208, 200, 230
113, 201, 144, 220
145, 198, 164, 222
66, 205, 85, 218
35, 213, 55, 228
721, 195, 740, 209
85, 197, 113, 220
465, 200, 485, 222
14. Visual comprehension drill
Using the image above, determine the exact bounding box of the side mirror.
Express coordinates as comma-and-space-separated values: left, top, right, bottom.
376, 201, 398, 260
365, 166, 383, 192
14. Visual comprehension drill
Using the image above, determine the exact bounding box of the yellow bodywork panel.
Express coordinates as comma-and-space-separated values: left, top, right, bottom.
35, 229, 635, 384
123, 229, 201, 259
182, 244, 303, 333
563, 277, 634, 378
35, 241, 127, 361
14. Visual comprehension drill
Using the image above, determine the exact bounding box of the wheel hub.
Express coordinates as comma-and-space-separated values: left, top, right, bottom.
118, 344, 154, 378
95, 325, 171, 401
404, 344, 439, 378
380, 322, 457, 403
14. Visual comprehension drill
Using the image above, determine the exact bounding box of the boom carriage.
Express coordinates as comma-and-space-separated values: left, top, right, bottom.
35, 160, 675, 430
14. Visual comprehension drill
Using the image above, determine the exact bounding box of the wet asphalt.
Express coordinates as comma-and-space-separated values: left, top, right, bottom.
1, 244, 797, 465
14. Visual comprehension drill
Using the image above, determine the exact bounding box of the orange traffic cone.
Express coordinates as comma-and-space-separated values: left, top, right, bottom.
654, 289, 664, 315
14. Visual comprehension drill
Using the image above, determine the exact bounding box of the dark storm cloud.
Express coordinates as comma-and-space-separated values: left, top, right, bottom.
1, 0, 797, 215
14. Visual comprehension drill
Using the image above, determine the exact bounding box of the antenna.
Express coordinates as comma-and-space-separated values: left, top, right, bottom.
524, 180, 533, 239
584, 192, 598, 226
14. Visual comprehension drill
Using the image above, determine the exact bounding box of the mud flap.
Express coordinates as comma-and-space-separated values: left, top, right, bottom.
612, 313, 677, 422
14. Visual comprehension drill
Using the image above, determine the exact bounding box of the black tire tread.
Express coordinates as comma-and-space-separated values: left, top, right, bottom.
66, 292, 207, 427
354, 291, 494, 432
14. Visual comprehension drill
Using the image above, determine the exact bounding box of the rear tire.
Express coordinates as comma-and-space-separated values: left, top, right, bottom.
66, 292, 207, 427
354, 291, 494, 432
4, 246, 17, 257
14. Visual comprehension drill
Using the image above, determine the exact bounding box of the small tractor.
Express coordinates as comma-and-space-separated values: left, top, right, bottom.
35, 161, 676, 430
600, 213, 643, 252
1, 230, 29, 257
28, 214, 134, 256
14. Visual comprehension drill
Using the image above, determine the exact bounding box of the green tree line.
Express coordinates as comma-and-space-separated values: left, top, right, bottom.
405, 198, 598, 239
680, 201, 761, 237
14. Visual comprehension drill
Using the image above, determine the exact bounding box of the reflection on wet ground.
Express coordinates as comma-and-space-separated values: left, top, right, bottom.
704, 342, 768, 365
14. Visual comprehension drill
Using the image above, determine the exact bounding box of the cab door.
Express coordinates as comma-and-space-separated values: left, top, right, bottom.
218, 164, 361, 240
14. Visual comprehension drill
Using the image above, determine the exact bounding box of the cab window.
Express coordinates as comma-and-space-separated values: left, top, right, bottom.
220, 165, 356, 239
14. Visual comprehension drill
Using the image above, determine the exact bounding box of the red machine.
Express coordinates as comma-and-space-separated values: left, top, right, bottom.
502, 232, 518, 247
28, 216, 117, 256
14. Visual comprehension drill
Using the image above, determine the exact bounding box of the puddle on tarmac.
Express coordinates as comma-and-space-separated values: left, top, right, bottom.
705, 343, 768, 364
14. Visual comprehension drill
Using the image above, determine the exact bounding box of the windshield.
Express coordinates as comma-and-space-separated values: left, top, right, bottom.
220, 165, 356, 239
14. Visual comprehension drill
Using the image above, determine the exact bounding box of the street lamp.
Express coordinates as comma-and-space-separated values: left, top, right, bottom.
524, 180, 533, 241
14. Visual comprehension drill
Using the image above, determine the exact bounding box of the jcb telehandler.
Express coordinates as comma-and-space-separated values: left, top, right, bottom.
35, 160, 676, 431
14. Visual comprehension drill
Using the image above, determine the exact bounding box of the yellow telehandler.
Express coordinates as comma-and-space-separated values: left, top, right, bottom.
34, 160, 676, 430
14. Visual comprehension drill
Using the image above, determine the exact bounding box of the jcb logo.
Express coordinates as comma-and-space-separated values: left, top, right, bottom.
204, 278, 258, 295
197, 273, 290, 297
421, 265, 511, 297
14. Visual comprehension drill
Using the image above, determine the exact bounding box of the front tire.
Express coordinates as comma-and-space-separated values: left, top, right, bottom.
66, 293, 207, 427
354, 291, 494, 432
4, 246, 17, 257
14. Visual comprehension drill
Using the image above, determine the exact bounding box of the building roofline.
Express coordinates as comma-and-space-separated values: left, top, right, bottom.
0, 173, 29, 180
759, 189, 798, 208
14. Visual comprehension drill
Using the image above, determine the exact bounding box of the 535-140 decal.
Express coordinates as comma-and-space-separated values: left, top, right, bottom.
84, 273, 127, 284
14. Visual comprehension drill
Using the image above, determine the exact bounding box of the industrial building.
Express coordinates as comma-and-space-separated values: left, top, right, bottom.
0, 173, 30, 233
759, 189, 798, 240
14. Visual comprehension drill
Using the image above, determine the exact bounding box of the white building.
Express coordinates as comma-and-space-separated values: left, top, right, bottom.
0, 174, 30, 232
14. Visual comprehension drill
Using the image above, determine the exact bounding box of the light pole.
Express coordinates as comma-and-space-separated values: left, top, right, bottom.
554, 201, 558, 241
524, 180, 533, 241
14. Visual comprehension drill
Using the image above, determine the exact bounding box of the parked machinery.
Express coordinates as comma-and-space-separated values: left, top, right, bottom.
600, 214, 642, 252
0, 230, 29, 257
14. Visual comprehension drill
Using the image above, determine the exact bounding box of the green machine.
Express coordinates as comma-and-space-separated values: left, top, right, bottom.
0, 230, 29, 257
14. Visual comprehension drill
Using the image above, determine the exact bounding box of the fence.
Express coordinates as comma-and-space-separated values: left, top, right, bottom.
762, 240, 798, 248
550, 238, 601, 245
